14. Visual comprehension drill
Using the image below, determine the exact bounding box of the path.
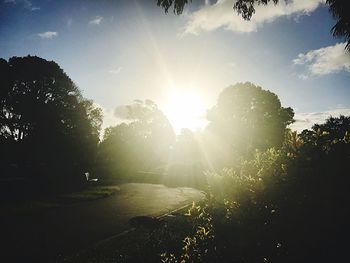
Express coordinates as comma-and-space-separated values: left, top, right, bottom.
0, 183, 203, 262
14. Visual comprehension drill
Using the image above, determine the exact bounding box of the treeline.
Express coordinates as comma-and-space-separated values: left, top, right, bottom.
97, 81, 294, 188
0, 56, 295, 193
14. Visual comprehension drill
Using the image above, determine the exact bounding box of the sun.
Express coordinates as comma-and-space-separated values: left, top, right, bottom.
163, 89, 207, 133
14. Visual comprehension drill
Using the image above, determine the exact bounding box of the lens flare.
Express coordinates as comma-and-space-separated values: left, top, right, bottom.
163, 88, 207, 133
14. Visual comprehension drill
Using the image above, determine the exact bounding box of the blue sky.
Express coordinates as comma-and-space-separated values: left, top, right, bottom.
1, 0, 350, 132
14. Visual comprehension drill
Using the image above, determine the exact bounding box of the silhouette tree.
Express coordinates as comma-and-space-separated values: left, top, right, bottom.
206, 82, 294, 160
313, 115, 350, 140
327, 0, 350, 50
157, 0, 350, 51
98, 100, 175, 176
157, 0, 192, 14
0, 56, 102, 188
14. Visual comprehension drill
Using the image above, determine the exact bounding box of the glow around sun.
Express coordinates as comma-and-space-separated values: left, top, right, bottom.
162, 89, 207, 134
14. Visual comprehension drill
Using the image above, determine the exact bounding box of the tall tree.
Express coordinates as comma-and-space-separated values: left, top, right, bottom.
0, 56, 102, 185
98, 100, 175, 175
206, 82, 294, 161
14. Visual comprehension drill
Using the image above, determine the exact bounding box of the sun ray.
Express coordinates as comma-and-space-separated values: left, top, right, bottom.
163, 88, 207, 133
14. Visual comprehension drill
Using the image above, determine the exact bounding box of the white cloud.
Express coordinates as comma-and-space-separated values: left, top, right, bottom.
290, 107, 350, 132
108, 67, 123, 74
293, 42, 350, 77
183, 0, 324, 35
297, 73, 309, 80
37, 31, 58, 39
23, 0, 39, 11
88, 16, 103, 25
4, 0, 39, 10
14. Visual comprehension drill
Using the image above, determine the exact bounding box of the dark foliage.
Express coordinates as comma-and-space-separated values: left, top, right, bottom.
0, 56, 102, 193
326, 0, 350, 51
157, 0, 192, 15
233, 0, 279, 20
157, 116, 350, 263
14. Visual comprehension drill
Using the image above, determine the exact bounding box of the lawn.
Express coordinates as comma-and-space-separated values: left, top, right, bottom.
0, 185, 121, 217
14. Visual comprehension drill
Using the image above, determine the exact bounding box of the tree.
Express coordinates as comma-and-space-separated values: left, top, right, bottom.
206, 82, 294, 161
166, 128, 205, 187
327, 0, 350, 51
313, 115, 350, 140
171, 128, 202, 165
157, 0, 192, 14
157, 0, 350, 51
0, 56, 102, 186
98, 100, 175, 176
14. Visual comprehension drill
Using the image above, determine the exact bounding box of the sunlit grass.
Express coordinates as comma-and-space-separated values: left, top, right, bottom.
60, 185, 121, 202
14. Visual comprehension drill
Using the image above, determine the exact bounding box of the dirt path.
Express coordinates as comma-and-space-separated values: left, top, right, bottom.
0, 183, 203, 262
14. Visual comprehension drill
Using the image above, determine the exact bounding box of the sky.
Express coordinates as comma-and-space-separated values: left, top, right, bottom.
1, 0, 350, 133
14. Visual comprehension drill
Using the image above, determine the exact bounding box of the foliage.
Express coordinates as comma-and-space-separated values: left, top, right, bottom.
0, 56, 102, 190
157, 0, 192, 15
206, 82, 294, 163
99, 82, 293, 187
98, 100, 175, 177
327, 0, 350, 51
234, 0, 350, 51
233, 0, 279, 20
161, 116, 350, 262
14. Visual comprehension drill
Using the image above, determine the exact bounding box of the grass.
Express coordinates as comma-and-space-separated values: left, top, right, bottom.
0, 185, 121, 217
62, 210, 193, 263
59, 185, 121, 202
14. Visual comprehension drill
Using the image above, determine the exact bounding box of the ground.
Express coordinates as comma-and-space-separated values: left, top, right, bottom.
0, 183, 203, 262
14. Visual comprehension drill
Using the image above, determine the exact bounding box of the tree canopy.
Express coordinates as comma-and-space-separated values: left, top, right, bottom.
206, 82, 294, 160
0, 56, 102, 186
157, 0, 350, 51
98, 100, 175, 176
